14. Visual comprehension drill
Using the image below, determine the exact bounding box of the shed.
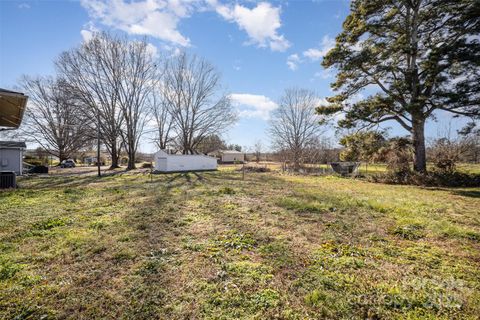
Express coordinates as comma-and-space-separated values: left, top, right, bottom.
154, 150, 217, 173
0, 141, 26, 175
208, 150, 245, 163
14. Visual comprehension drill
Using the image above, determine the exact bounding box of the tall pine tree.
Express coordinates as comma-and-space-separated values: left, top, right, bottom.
317, 0, 480, 172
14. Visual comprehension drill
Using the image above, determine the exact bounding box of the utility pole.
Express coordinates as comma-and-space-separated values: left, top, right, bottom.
97, 117, 101, 177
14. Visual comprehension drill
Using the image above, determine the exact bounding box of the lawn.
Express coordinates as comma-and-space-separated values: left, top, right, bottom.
1, 169, 479, 319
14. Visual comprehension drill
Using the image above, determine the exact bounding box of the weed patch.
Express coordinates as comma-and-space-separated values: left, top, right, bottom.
32, 217, 69, 231
392, 223, 426, 240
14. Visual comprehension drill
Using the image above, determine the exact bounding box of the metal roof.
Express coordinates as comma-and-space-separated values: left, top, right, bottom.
0, 141, 27, 149
0, 88, 28, 128
211, 149, 243, 154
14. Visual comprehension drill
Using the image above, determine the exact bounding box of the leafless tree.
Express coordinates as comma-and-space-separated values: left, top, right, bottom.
148, 71, 174, 150
117, 39, 156, 169
20, 76, 92, 161
57, 32, 124, 169
253, 140, 263, 162
161, 52, 237, 154
269, 88, 323, 171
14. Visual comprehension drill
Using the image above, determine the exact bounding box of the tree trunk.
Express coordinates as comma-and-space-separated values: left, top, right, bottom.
412, 116, 426, 172
293, 150, 300, 172
110, 143, 120, 169
58, 150, 66, 163
127, 149, 136, 170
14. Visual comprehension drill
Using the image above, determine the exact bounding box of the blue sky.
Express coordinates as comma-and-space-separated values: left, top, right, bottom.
0, 0, 467, 152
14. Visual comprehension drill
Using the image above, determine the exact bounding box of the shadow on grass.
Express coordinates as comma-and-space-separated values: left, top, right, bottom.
18, 170, 130, 190
451, 190, 480, 198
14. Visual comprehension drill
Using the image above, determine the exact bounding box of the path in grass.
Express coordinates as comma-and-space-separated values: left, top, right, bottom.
0, 171, 479, 319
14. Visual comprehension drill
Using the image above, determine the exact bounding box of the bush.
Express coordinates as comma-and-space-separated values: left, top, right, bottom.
378, 138, 413, 175
237, 166, 271, 173
141, 162, 153, 169
368, 171, 480, 187
429, 138, 465, 174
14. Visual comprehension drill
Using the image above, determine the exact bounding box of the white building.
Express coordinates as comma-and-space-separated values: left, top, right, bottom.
0, 141, 26, 175
154, 150, 217, 173
208, 150, 245, 163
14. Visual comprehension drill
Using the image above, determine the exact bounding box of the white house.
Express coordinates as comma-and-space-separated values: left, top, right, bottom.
154, 150, 217, 173
208, 150, 245, 163
0, 141, 26, 175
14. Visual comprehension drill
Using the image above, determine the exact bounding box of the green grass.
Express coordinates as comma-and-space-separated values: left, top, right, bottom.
0, 170, 479, 319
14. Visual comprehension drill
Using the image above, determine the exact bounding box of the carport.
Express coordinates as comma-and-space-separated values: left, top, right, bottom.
0, 88, 28, 130
0, 88, 28, 187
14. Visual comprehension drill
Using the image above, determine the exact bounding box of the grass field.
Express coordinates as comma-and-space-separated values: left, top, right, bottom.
1, 168, 479, 319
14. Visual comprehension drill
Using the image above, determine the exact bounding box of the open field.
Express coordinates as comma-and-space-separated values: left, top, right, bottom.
1, 168, 479, 319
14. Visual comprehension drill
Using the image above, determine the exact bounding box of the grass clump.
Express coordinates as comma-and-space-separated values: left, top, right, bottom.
393, 223, 426, 240
277, 197, 331, 213
218, 186, 236, 195
259, 240, 294, 268
0, 259, 24, 280
214, 230, 256, 250
32, 217, 68, 231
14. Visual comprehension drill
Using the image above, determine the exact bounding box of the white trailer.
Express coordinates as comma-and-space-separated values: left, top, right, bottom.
154, 150, 217, 173
0, 141, 26, 175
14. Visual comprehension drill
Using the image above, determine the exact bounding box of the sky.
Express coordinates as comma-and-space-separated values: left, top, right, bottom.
0, 0, 469, 153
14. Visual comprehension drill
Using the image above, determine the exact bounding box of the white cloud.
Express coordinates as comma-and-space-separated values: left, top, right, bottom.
80, 22, 99, 42
303, 35, 335, 61
80, 0, 193, 46
18, 3, 31, 9
211, 1, 290, 52
229, 93, 278, 120
146, 43, 160, 59
80, 0, 290, 51
313, 68, 334, 79
80, 29, 94, 42
287, 35, 335, 71
287, 54, 301, 71
233, 59, 242, 71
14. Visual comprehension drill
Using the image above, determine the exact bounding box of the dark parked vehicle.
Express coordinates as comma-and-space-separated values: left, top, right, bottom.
60, 159, 76, 168
28, 165, 49, 174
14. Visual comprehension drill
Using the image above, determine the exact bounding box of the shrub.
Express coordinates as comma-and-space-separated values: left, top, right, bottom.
368, 171, 480, 187
375, 138, 413, 175
237, 166, 271, 173
428, 137, 473, 174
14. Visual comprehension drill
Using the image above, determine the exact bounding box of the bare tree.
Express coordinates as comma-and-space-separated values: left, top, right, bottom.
161, 52, 237, 154
458, 122, 480, 163
21, 76, 92, 161
57, 32, 124, 169
149, 71, 174, 150
117, 39, 156, 169
269, 88, 323, 171
253, 140, 263, 162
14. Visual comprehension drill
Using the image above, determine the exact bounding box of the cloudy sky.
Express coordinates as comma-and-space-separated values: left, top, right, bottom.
0, 0, 465, 152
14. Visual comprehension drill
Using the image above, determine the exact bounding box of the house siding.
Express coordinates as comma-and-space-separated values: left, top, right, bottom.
154, 150, 217, 172
0, 148, 23, 175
